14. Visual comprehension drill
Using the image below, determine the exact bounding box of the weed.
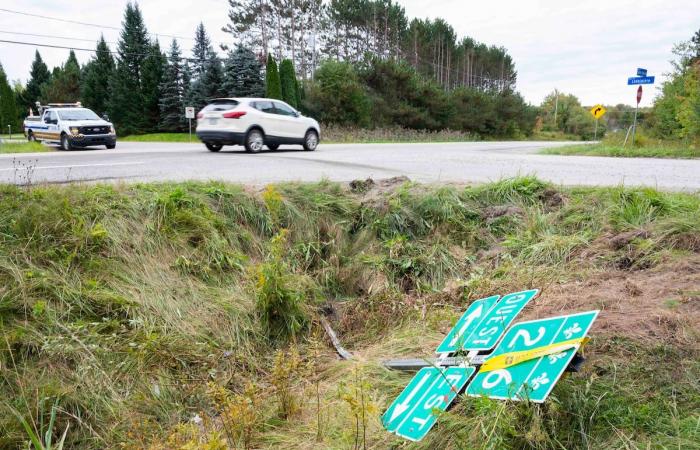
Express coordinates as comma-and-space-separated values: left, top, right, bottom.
271, 347, 304, 419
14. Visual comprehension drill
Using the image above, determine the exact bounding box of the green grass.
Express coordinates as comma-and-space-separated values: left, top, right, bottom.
120, 133, 195, 142
541, 133, 700, 159
541, 143, 700, 158
0, 178, 698, 448
0, 141, 51, 154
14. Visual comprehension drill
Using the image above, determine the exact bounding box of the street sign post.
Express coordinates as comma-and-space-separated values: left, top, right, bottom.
465, 310, 598, 402
383, 366, 475, 441
459, 289, 539, 351
627, 76, 655, 85
185, 106, 195, 141
631, 86, 643, 146
589, 105, 607, 140
435, 295, 500, 354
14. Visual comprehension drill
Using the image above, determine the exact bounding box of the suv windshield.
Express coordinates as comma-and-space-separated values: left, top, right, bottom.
203, 100, 240, 112
57, 109, 101, 121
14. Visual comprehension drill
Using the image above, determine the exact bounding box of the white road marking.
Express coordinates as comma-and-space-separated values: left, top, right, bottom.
0, 161, 145, 171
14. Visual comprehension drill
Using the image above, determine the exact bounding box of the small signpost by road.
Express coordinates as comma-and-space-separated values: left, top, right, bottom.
383, 366, 475, 441
589, 105, 607, 140
185, 106, 195, 141
382, 288, 600, 442
465, 310, 598, 402
625, 68, 654, 148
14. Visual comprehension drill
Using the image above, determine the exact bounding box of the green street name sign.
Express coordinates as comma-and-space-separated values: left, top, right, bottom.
459, 289, 539, 351
383, 366, 475, 441
466, 310, 599, 402
435, 295, 500, 354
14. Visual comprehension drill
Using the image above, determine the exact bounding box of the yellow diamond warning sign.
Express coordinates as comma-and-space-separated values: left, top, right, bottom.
590, 105, 606, 119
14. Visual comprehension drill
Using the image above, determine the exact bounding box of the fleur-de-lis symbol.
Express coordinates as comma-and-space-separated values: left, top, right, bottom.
563, 323, 582, 339
548, 352, 567, 364
531, 373, 550, 390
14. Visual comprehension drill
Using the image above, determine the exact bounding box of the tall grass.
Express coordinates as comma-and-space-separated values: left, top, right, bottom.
0, 178, 698, 448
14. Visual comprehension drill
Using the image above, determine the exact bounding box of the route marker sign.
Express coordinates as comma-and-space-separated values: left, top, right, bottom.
465, 310, 598, 402
383, 366, 475, 441
459, 289, 539, 351
637, 68, 647, 77
589, 105, 606, 119
627, 76, 655, 85
435, 295, 500, 354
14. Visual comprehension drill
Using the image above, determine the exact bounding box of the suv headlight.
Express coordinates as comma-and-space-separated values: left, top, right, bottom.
70, 127, 80, 135
110, 126, 116, 135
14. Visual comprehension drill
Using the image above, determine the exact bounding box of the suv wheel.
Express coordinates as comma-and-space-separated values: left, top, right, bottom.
60, 134, 73, 151
303, 130, 319, 151
205, 143, 223, 152
245, 129, 264, 153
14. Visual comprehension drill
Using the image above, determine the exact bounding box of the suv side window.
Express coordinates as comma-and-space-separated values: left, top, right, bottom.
253, 101, 275, 114
273, 102, 296, 117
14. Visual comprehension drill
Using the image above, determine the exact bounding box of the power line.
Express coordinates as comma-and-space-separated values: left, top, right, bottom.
0, 30, 119, 46
0, 7, 193, 41
0, 38, 207, 63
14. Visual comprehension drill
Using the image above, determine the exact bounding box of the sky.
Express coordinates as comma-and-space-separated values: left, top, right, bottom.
0, 0, 697, 108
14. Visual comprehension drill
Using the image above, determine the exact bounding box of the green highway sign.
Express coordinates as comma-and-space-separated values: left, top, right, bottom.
460, 289, 539, 351
383, 366, 475, 441
466, 310, 598, 402
435, 295, 500, 354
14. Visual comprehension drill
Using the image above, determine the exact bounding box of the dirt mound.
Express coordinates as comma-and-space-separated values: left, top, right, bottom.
521, 257, 700, 346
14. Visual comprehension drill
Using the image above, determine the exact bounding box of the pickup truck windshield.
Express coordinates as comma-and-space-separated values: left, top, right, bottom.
57, 109, 101, 121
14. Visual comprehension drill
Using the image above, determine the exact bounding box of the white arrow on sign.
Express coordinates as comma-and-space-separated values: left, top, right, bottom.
448, 304, 484, 347
390, 371, 433, 422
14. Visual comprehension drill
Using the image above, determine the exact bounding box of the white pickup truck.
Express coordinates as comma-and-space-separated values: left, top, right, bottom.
24, 103, 117, 150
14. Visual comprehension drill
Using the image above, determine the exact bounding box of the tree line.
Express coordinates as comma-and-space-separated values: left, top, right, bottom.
1, 1, 534, 138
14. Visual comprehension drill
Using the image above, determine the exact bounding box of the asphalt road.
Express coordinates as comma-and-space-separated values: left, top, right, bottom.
1, 141, 699, 191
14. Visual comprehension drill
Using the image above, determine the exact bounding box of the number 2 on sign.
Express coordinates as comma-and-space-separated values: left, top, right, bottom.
507, 327, 546, 349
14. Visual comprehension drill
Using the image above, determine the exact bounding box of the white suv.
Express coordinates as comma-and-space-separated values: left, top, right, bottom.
195, 98, 321, 153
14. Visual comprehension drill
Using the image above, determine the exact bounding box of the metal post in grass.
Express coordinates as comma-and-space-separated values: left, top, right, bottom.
7, 125, 10, 141
631, 86, 642, 147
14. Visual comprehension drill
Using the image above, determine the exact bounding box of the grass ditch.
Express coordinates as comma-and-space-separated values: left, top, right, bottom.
0, 177, 698, 449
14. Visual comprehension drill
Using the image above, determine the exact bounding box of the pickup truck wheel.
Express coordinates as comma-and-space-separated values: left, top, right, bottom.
244, 129, 264, 153
106, 143, 116, 149
60, 134, 73, 151
267, 143, 279, 151
303, 130, 319, 151
205, 143, 223, 152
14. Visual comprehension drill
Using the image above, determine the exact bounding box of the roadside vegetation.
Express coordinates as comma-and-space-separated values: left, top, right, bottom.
540, 132, 700, 159
0, 141, 50, 154
1, 176, 698, 449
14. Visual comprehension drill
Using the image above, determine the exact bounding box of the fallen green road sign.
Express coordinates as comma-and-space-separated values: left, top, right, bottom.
466, 310, 598, 402
459, 289, 539, 351
383, 366, 475, 441
435, 295, 500, 354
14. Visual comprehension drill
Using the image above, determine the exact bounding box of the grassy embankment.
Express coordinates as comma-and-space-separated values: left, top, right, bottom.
0, 177, 699, 449
121, 126, 476, 144
541, 132, 700, 158
0, 142, 50, 154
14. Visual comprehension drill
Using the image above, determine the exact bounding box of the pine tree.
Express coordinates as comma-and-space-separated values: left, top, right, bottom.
24, 51, 51, 114
159, 40, 186, 132
192, 23, 213, 79
81, 36, 115, 116
109, 2, 150, 135
0, 62, 19, 132
197, 54, 225, 104
40, 50, 81, 103
279, 59, 298, 107
223, 46, 264, 97
265, 54, 282, 99
141, 40, 167, 131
